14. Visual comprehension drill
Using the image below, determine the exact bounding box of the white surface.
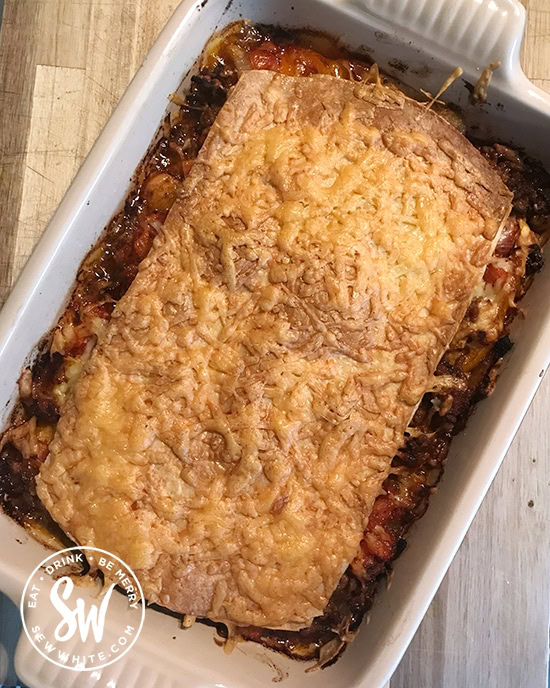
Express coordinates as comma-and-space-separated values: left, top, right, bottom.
0, 0, 549, 686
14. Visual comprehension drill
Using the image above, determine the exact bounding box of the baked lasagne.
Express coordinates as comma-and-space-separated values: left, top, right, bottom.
2, 22, 549, 666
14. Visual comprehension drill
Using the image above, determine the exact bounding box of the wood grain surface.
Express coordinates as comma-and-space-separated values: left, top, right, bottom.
0, 2, 548, 687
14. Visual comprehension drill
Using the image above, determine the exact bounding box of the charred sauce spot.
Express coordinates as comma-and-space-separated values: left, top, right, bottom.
388, 58, 408, 73
525, 244, 544, 276
479, 143, 550, 233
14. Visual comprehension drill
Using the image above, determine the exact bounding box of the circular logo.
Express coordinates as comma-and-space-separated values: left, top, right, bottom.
20, 546, 145, 672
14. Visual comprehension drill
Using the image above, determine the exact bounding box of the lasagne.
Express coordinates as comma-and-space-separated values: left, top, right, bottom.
2, 22, 550, 665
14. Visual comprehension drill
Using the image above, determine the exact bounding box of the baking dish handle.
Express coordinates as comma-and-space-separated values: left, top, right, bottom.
344, 0, 526, 77
344, 0, 550, 131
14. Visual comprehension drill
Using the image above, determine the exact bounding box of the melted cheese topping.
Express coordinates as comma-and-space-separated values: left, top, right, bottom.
37, 72, 511, 629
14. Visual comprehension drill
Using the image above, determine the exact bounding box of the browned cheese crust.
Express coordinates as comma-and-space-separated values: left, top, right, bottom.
37, 71, 512, 629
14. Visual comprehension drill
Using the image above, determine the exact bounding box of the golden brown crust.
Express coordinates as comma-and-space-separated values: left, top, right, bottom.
37, 71, 512, 629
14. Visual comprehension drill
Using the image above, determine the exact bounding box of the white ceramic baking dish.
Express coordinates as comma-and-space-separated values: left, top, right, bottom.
2, 0, 550, 686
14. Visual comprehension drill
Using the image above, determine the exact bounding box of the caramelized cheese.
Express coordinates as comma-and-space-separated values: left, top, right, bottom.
37, 71, 511, 629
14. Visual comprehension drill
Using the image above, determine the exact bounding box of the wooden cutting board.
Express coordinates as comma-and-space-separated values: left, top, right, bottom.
0, 2, 548, 686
